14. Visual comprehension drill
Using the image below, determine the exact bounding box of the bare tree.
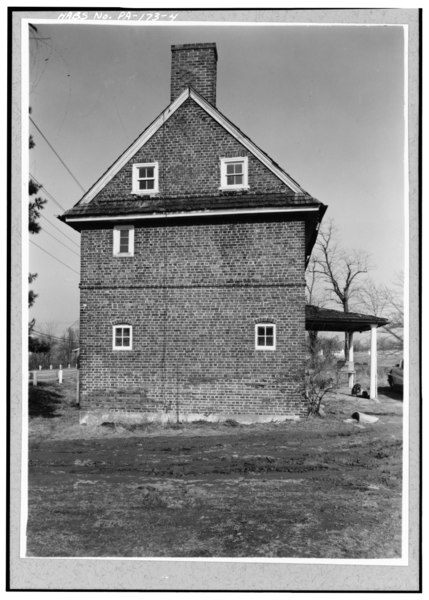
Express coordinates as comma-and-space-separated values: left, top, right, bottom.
29, 322, 80, 370
305, 255, 322, 359
312, 221, 371, 360
305, 253, 333, 360
306, 256, 320, 306
35, 322, 58, 368
58, 327, 80, 367
358, 279, 390, 317
383, 279, 404, 344
358, 274, 403, 344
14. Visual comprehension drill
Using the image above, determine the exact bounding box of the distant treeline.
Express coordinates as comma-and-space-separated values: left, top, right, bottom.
29, 326, 79, 370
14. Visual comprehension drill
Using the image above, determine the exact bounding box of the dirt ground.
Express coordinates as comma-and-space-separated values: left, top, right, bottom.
26, 378, 403, 558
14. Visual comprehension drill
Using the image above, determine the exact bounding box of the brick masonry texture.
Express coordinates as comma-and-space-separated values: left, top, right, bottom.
81, 219, 304, 288
75, 43, 311, 418
79, 218, 308, 416
92, 98, 292, 204
170, 43, 217, 105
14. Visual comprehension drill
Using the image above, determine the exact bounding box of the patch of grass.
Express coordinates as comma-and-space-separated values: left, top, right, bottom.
26, 381, 403, 559
118, 422, 160, 433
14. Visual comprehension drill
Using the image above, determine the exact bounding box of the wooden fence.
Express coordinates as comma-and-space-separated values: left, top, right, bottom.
29, 367, 78, 386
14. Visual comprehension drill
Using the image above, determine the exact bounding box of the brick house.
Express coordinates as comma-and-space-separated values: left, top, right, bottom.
60, 43, 327, 424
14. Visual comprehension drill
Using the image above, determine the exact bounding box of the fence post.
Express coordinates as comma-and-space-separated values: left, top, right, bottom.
32, 370, 37, 386
50, 364, 52, 370
76, 369, 80, 406
58, 366, 63, 384
39, 365, 42, 370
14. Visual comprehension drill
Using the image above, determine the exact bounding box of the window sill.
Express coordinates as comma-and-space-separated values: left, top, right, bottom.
113, 253, 134, 258
218, 186, 250, 192
131, 191, 160, 197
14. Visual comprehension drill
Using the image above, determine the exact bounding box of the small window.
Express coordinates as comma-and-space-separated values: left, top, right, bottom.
113, 325, 132, 350
220, 157, 249, 190
113, 225, 134, 256
255, 324, 276, 350
132, 162, 159, 195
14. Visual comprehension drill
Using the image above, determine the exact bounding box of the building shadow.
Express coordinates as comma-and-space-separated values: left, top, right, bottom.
28, 383, 63, 418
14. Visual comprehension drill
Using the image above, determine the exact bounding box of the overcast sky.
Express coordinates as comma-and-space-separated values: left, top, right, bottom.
28, 19, 405, 335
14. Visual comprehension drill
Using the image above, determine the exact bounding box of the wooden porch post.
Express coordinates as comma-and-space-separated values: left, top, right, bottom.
348, 335, 354, 389
370, 324, 378, 399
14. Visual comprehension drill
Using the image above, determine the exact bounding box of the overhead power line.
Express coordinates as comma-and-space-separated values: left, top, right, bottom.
29, 116, 86, 192
40, 213, 80, 248
40, 227, 80, 257
30, 172, 67, 212
29, 175, 80, 249
31, 324, 79, 341
31, 329, 70, 342
30, 239, 79, 275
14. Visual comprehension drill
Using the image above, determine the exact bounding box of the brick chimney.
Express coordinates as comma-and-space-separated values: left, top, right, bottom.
170, 43, 218, 106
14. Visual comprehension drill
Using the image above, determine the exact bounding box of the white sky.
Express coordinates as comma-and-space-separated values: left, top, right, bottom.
28, 18, 406, 335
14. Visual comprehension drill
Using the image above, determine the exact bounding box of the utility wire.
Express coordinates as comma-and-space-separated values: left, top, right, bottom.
30, 175, 81, 248
31, 329, 69, 341
30, 239, 79, 275
29, 117, 86, 192
30, 172, 67, 212
31, 320, 80, 340
40, 227, 80, 257
40, 213, 80, 248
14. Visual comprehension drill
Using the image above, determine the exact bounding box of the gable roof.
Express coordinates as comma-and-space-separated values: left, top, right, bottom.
60, 85, 327, 265
75, 86, 308, 207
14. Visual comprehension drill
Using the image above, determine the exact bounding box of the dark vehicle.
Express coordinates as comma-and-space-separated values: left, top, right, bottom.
388, 359, 404, 389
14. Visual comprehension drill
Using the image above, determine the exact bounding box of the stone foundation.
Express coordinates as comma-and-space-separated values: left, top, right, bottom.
79, 409, 301, 426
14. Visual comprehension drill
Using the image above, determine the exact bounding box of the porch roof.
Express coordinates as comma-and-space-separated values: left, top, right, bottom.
305, 305, 388, 333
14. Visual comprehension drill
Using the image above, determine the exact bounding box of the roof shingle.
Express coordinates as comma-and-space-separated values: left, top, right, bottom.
60, 192, 324, 220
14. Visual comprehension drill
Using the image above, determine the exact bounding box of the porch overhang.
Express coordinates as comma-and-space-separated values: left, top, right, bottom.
305, 305, 389, 400
305, 305, 388, 333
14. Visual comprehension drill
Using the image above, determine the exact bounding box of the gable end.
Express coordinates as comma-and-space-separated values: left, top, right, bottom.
75, 88, 307, 207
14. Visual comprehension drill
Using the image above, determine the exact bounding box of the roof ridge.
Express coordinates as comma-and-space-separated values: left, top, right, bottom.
188, 87, 308, 195
66, 85, 314, 211
74, 88, 192, 206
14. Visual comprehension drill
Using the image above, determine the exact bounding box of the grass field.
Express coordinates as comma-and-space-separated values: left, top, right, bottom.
26, 375, 403, 558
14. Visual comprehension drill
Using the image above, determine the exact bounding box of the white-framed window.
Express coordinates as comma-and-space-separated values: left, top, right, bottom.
113, 325, 133, 350
255, 323, 276, 351
220, 157, 249, 190
132, 162, 159, 195
113, 225, 134, 256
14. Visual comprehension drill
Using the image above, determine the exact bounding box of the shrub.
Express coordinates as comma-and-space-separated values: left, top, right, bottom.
223, 419, 239, 427
305, 369, 334, 416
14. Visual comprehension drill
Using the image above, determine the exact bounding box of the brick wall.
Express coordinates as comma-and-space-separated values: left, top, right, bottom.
74, 41, 312, 419
81, 219, 304, 288
79, 218, 307, 417
93, 99, 292, 203
170, 43, 217, 105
